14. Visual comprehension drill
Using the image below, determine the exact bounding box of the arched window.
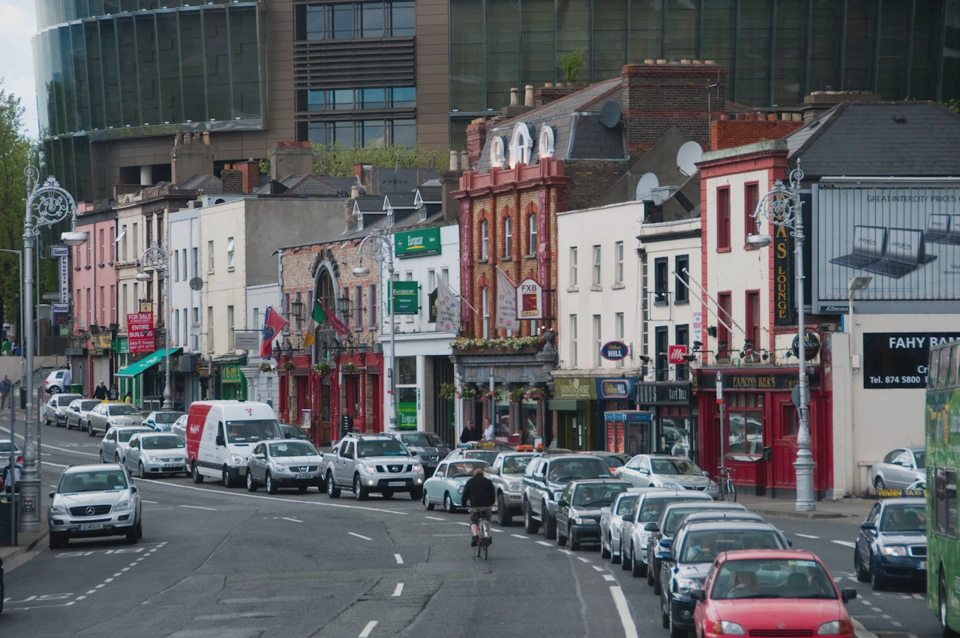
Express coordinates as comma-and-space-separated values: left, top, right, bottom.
480, 219, 489, 261
503, 216, 513, 258
528, 212, 538, 256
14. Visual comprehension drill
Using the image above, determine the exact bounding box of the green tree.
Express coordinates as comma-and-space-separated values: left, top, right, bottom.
558, 47, 588, 84
259, 142, 448, 177
0, 80, 33, 336
944, 99, 960, 114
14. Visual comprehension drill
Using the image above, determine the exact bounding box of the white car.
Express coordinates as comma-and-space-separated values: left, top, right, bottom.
99, 426, 153, 464
48, 463, 142, 549
171, 414, 188, 440
600, 488, 646, 563
615, 454, 720, 499
87, 402, 144, 436
123, 433, 188, 478
43, 369, 72, 394
43, 393, 84, 426
65, 399, 103, 431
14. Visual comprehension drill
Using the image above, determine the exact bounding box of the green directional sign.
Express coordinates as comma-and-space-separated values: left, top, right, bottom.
395, 227, 441, 258
391, 281, 419, 315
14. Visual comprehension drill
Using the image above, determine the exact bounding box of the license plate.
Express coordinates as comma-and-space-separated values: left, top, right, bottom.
388, 481, 405, 487
295, 474, 307, 480
79, 523, 103, 531
164, 463, 179, 468
919, 561, 927, 570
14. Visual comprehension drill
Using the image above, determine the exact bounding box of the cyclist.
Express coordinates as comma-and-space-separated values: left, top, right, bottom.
461, 467, 496, 547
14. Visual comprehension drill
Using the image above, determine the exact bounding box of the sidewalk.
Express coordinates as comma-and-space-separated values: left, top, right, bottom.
0, 507, 48, 562
737, 492, 873, 520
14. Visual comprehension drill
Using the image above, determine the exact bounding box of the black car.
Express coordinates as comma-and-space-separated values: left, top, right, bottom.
555, 479, 632, 550
854, 496, 927, 591
279, 424, 310, 440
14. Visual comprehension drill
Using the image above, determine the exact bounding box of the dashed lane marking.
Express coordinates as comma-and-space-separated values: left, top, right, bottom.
536, 541, 553, 547
180, 505, 218, 511
511, 534, 528, 540
577, 557, 591, 563
392, 583, 403, 597
794, 533, 819, 539
359, 621, 379, 638
394, 554, 404, 565
558, 549, 574, 556
603, 575, 616, 582
281, 517, 303, 523
424, 516, 445, 521
831, 540, 856, 548
348, 532, 373, 541
592, 565, 604, 572
609, 586, 638, 638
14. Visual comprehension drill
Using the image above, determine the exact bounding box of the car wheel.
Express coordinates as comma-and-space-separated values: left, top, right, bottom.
940, 570, 960, 637
44, 414, 51, 426
381, 489, 394, 499
138, 462, 147, 479
570, 528, 581, 552
653, 566, 662, 595
327, 473, 340, 498
49, 531, 67, 550
192, 463, 204, 484
445, 493, 457, 513
497, 494, 512, 526
87, 423, 95, 436
354, 475, 369, 501
298, 486, 308, 493
423, 490, 434, 510
631, 547, 644, 577
410, 486, 423, 501
125, 524, 138, 545
668, 605, 684, 638
647, 556, 655, 584
557, 526, 567, 547
266, 472, 277, 494
99, 451, 105, 464
870, 555, 885, 591
875, 476, 886, 493
855, 549, 870, 582
661, 594, 670, 628
524, 500, 540, 534
136, 519, 143, 539
246, 471, 258, 492
614, 538, 623, 565
543, 503, 557, 540
601, 534, 611, 559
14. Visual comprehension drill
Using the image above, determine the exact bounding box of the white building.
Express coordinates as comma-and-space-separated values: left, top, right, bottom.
246, 283, 281, 408
168, 205, 204, 405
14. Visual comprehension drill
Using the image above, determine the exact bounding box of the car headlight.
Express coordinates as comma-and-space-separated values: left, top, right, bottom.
661, 482, 684, 490
412, 463, 423, 473
114, 500, 132, 512
674, 577, 703, 595
50, 504, 67, 515
230, 454, 244, 465
359, 464, 375, 474
719, 621, 745, 635
553, 490, 564, 500
817, 620, 853, 635
141, 454, 155, 463
880, 545, 907, 557
458, 485, 465, 493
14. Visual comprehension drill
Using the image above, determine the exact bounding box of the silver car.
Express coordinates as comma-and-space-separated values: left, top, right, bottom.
391, 432, 451, 477
616, 454, 720, 499
870, 446, 925, 492
600, 488, 646, 563
47, 463, 142, 548
142, 410, 185, 433
43, 393, 84, 426
489, 451, 537, 526
123, 433, 188, 478
87, 402, 144, 436
65, 399, 102, 431
171, 414, 188, 440
100, 426, 153, 464
246, 439, 324, 494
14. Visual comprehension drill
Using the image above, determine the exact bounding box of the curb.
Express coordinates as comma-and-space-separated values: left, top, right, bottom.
0, 529, 48, 563
746, 507, 858, 520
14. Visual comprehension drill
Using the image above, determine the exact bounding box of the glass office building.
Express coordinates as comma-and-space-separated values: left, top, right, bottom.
449, 0, 960, 146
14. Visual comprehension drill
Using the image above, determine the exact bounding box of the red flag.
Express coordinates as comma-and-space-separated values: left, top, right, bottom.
260, 307, 288, 357
320, 301, 351, 340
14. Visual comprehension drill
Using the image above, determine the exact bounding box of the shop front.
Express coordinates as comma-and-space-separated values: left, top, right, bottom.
115, 347, 183, 409
550, 376, 595, 451
220, 364, 248, 400
635, 381, 697, 457
695, 367, 832, 499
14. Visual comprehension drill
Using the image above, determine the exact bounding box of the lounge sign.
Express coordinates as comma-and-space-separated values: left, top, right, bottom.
395, 227, 441, 258
774, 224, 793, 326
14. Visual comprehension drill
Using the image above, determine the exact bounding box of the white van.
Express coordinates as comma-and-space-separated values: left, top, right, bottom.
185, 401, 283, 487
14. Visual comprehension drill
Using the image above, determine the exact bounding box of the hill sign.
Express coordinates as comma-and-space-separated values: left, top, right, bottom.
601, 341, 629, 361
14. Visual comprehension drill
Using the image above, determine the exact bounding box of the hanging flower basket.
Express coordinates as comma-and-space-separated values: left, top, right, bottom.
439, 383, 457, 400
312, 361, 333, 376
342, 361, 359, 375
450, 336, 545, 354
479, 389, 504, 402
281, 360, 296, 371
509, 387, 528, 404
258, 362, 273, 373
457, 386, 478, 400
525, 387, 548, 401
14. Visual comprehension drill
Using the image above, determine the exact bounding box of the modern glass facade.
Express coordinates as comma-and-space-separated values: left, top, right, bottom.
450, 0, 960, 144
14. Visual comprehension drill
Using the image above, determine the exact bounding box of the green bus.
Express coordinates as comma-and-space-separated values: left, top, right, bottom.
926, 339, 960, 634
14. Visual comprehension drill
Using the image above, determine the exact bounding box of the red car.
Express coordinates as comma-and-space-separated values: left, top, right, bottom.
692, 550, 858, 637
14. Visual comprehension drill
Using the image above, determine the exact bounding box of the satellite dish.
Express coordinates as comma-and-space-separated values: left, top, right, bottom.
189, 277, 203, 291
677, 141, 703, 177
600, 101, 623, 129
635, 173, 660, 201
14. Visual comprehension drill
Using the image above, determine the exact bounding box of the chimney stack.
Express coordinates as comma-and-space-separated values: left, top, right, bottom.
524, 85, 534, 107
238, 159, 260, 194
465, 119, 488, 170
510, 88, 519, 106
270, 141, 314, 180
449, 150, 459, 172
171, 132, 214, 185
221, 164, 243, 194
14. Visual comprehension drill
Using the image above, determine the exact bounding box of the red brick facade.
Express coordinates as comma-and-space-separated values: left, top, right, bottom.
710, 115, 804, 151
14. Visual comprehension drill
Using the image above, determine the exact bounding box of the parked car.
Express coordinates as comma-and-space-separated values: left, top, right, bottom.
0, 439, 22, 464
522, 454, 612, 540
65, 399, 102, 431
623, 491, 712, 579
87, 402, 144, 436
660, 520, 790, 636
444, 443, 510, 466
47, 463, 143, 549
555, 479, 632, 550
691, 550, 857, 638
580, 450, 631, 475
647, 501, 747, 594
854, 496, 927, 590
0, 553, 4, 614
99, 426, 153, 464
393, 431, 451, 477
186, 401, 283, 487
423, 459, 490, 512
142, 410, 185, 433
43, 369, 71, 394
122, 432, 188, 478
322, 433, 425, 501
870, 446, 925, 492
171, 414, 188, 440
247, 439, 324, 494
489, 451, 537, 525
43, 393, 84, 426
279, 423, 310, 440
600, 488, 646, 563
615, 454, 719, 499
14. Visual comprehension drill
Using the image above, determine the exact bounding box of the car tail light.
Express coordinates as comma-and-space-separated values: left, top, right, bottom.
609, 466, 619, 474
17, 456, 22, 463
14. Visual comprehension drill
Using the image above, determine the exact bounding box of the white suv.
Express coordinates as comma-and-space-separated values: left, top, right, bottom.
323, 434, 425, 501
48, 464, 143, 549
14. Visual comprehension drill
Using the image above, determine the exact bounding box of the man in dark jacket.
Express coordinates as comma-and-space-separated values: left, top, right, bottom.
459, 420, 477, 444
94, 381, 108, 400
461, 467, 496, 547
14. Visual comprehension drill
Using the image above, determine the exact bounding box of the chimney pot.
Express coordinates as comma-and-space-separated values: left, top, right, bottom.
644, 59, 656, 65
544, 82, 554, 88
460, 150, 470, 172
720, 114, 730, 121
656, 59, 667, 65
705, 60, 717, 65
510, 88, 519, 106
680, 59, 691, 65
693, 59, 704, 65
449, 150, 459, 171
781, 112, 791, 121
351, 185, 359, 199
736, 113, 747, 121
524, 85, 534, 107
767, 113, 778, 121
791, 113, 802, 122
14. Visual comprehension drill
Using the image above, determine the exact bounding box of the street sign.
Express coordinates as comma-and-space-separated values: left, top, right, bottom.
391, 281, 419, 315
715, 370, 723, 402
792, 385, 810, 408
395, 227, 441, 259
667, 345, 687, 364
517, 279, 543, 319
233, 331, 259, 351
127, 312, 155, 353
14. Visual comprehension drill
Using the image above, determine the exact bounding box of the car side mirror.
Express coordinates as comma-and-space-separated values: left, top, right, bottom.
690, 589, 705, 602
489, 467, 499, 475
638, 468, 650, 475
644, 522, 659, 532
658, 538, 673, 549
860, 521, 876, 531
49, 491, 55, 498
131, 486, 138, 493
216, 434, 225, 447
558, 499, 569, 508
701, 470, 710, 477
841, 588, 857, 603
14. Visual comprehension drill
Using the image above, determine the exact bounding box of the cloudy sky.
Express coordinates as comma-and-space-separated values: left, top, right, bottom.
0, 0, 38, 139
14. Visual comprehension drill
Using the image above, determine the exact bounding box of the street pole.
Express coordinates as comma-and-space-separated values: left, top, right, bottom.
136, 244, 171, 410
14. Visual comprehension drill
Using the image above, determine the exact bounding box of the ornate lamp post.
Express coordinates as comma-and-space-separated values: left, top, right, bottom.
135, 243, 173, 410
748, 161, 815, 512
21, 167, 87, 532
353, 229, 398, 432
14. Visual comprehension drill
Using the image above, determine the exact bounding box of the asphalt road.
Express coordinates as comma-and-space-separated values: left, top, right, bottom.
0, 415, 943, 637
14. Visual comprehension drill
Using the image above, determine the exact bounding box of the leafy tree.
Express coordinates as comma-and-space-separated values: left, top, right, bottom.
944, 99, 960, 114
558, 47, 588, 85
0, 80, 33, 337
258, 142, 448, 177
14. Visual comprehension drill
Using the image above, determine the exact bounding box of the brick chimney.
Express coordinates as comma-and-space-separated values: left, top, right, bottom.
534, 83, 582, 107
801, 90, 880, 122
221, 164, 243, 194
710, 113, 804, 151
344, 185, 360, 231
465, 118, 488, 171
171, 131, 214, 184
237, 159, 260, 194
621, 60, 727, 157
271, 141, 314, 180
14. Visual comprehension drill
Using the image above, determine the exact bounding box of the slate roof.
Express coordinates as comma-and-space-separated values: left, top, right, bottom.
177, 174, 223, 193
384, 192, 417, 210
787, 102, 960, 177
415, 185, 442, 205
353, 196, 386, 213
367, 168, 441, 194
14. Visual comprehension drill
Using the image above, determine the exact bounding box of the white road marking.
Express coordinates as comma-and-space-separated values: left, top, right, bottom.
592, 565, 604, 572
913, 593, 925, 599
511, 534, 528, 539
609, 586, 639, 638
75, 596, 86, 601
881, 614, 891, 619
424, 516, 445, 521
95, 584, 105, 589
491, 528, 504, 533
348, 532, 373, 541
112, 573, 122, 577
536, 541, 553, 547
104, 578, 113, 583
794, 533, 819, 539
577, 557, 591, 563
831, 540, 856, 548
392, 583, 404, 597
892, 621, 902, 627
359, 621, 379, 638
394, 554, 404, 565
179, 505, 218, 511
455, 521, 470, 526
558, 549, 574, 556
603, 575, 616, 582
141, 500, 158, 504
85, 590, 96, 595
280, 517, 303, 523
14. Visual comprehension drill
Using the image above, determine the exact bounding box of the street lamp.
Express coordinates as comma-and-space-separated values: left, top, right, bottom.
748, 161, 817, 513
21, 166, 86, 533
136, 243, 173, 410
353, 228, 398, 432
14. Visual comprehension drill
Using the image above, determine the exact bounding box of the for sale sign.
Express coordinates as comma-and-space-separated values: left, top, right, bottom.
127, 312, 155, 353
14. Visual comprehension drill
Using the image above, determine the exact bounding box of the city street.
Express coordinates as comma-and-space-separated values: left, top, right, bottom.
0, 417, 942, 637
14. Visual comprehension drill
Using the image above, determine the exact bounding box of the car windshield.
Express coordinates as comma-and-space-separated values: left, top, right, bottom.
547, 458, 612, 483
710, 558, 837, 600
573, 483, 629, 507
880, 504, 926, 532
401, 433, 443, 448
663, 507, 715, 535
0, 441, 19, 454
118, 428, 151, 443
280, 425, 309, 439
357, 439, 408, 458
679, 529, 786, 563
269, 441, 318, 457
616, 494, 639, 515
226, 419, 281, 443
651, 458, 703, 475
449, 461, 486, 477
465, 450, 500, 465
108, 404, 140, 416
154, 412, 183, 423
81, 400, 101, 411
142, 436, 185, 450
59, 469, 129, 493
58, 394, 83, 405
639, 496, 689, 523
501, 455, 534, 475
914, 451, 926, 469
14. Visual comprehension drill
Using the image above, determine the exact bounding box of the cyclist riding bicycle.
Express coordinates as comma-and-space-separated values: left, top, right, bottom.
461, 467, 496, 547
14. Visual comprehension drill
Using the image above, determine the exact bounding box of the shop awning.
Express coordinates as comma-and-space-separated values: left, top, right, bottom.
115, 348, 183, 378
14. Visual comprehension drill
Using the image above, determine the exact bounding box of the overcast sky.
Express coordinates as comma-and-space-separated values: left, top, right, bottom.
0, 0, 39, 139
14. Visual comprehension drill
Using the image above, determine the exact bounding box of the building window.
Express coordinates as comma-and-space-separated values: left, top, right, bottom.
207, 306, 214, 353
110, 284, 115, 322
728, 393, 763, 456
122, 284, 127, 321
227, 306, 235, 350
300, 1, 415, 41
592, 245, 601, 286
528, 213, 537, 256
174, 251, 180, 282
99, 286, 105, 324
369, 283, 377, 328
717, 187, 731, 250
745, 290, 760, 353
227, 237, 235, 270
121, 225, 128, 262
192, 247, 199, 278
503, 216, 512, 258
181, 250, 187, 281
183, 309, 189, 347
481, 286, 490, 338
675, 255, 689, 303
655, 326, 668, 381
133, 223, 139, 257
744, 182, 760, 239
717, 291, 732, 359
570, 247, 578, 287
174, 310, 179, 347
593, 315, 602, 368
207, 240, 214, 272
615, 241, 624, 284
676, 324, 689, 380
654, 257, 668, 305
480, 220, 489, 261
570, 314, 578, 368
615, 312, 625, 368
355, 285, 363, 330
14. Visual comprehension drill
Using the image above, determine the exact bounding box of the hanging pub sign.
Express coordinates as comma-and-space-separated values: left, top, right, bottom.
774, 224, 793, 326
790, 332, 821, 359
517, 278, 543, 319
391, 281, 419, 315
601, 341, 629, 361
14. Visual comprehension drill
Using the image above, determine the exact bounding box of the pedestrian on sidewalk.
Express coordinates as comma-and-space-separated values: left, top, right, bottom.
11, 342, 19, 357
0, 375, 10, 410
108, 384, 119, 401
2, 461, 21, 493
460, 420, 476, 444
94, 380, 108, 400
0, 339, 9, 356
